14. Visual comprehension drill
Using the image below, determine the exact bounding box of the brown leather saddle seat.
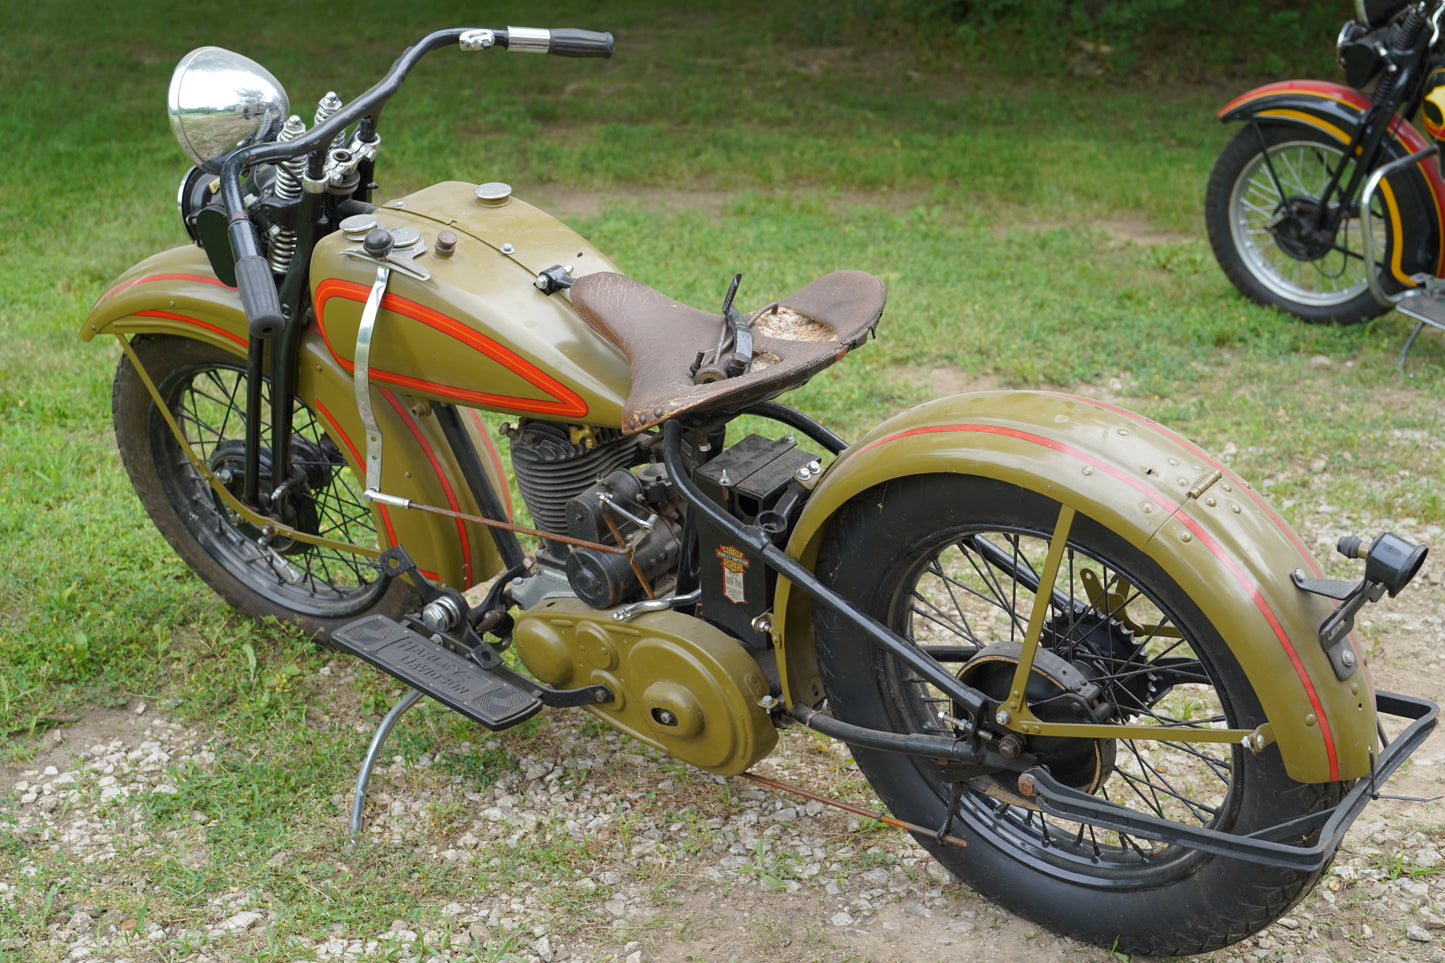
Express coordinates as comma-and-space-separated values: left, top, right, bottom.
569, 270, 887, 434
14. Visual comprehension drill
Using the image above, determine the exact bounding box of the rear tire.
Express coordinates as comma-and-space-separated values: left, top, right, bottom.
112, 335, 414, 641
813, 474, 1342, 956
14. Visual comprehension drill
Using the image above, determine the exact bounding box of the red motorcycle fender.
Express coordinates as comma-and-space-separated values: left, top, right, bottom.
774, 391, 1376, 785
1219, 78, 1445, 284
81, 245, 511, 591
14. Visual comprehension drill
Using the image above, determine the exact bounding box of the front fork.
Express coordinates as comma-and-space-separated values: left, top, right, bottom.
1252, 13, 1432, 242
240, 156, 335, 511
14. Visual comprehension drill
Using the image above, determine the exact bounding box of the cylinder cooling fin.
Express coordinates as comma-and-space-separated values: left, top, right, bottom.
506, 420, 648, 535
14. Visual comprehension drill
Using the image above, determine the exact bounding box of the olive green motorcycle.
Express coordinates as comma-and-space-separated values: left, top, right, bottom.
83, 24, 1437, 957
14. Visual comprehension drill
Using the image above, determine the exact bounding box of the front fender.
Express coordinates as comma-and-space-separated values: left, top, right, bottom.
82, 245, 509, 591
1219, 79, 1445, 283
775, 391, 1374, 784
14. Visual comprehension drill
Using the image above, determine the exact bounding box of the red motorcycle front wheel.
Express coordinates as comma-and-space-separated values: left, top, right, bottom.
1205, 122, 1396, 324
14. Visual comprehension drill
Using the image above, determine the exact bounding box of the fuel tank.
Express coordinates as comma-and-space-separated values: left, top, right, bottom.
309, 181, 632, 428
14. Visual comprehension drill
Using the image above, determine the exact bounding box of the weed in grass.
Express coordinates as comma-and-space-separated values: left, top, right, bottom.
739, 836, 799, 892
1381, 851, 1444, 883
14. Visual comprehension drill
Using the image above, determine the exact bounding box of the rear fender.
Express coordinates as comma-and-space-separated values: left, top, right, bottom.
83, 245, 509, 590
1219, 79, 1445, 283
774, 391, 1375, 784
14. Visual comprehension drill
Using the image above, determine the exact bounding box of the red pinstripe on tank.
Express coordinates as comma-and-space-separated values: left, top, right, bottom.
313, 278, 589, 418
379, 388, 475, 587
312, 396, 438, 583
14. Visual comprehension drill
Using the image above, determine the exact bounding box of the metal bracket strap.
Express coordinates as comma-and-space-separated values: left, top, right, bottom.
356, 263, 391, 498
1359, 145, 1443, 306
1020, 690, 1438, 869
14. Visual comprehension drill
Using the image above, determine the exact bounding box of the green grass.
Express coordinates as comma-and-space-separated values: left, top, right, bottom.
2, 0, 1444, 959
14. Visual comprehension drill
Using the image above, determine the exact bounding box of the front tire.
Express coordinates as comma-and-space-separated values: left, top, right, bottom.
112, 334, 414, 640
1205, 122, 1393, 324
813, 474, 1340, 956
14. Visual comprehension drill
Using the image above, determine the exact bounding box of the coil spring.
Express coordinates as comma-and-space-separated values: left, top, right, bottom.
267, 115, 308, 274
314, 91, 350, 152
1376, 9, 1427, 105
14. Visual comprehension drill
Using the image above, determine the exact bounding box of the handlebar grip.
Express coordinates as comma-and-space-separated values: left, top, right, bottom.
235, 254, 285, 339
547, 28, 615, 58
504, 26, 614, 58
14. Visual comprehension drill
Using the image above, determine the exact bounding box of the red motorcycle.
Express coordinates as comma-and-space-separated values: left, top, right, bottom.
1207, 0, 1445, 360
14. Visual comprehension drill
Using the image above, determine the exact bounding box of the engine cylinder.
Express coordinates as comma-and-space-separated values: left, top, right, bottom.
508, 421, 646, 534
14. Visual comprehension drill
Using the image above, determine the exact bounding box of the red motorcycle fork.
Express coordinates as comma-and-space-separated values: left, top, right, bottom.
1220, 78, 1445, 281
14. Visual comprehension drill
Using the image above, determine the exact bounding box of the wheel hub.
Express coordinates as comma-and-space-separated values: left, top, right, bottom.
1041, 606, 1163, 718
207, 439, 328, 554
1267, 197, 1342, 262
957, 642, 1116, 794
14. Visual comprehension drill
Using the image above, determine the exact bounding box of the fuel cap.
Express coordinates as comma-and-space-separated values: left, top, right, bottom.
474, 181, 512, 207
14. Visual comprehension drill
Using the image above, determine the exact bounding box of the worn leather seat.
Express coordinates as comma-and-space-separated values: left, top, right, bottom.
569, 270, 886, 434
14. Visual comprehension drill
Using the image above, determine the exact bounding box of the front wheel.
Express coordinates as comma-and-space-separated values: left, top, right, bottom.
112, 334, 414, 640
813, 474, 1341, 956
1205, 122, 1395, 324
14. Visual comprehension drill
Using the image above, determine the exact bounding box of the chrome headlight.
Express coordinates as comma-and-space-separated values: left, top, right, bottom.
167, 46, 289, 174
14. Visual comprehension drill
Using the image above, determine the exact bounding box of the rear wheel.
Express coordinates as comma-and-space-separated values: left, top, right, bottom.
112, 334, 413, 640
1205, 122, 1393, 324
813, 474, 1341, 956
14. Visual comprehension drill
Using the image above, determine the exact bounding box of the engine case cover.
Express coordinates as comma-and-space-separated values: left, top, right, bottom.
513, 598, 777, 774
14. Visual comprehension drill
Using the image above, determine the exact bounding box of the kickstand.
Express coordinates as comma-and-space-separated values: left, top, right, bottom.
935, 780, 966, 843
1398, 319, 1427, 370
349, 687, 424, 837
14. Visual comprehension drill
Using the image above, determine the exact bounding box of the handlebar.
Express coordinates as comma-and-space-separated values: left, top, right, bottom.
220, 24, 613, 335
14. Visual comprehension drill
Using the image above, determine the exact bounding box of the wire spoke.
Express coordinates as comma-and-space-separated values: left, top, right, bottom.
881, 506, 1241, 874
161, 358, 385, 605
